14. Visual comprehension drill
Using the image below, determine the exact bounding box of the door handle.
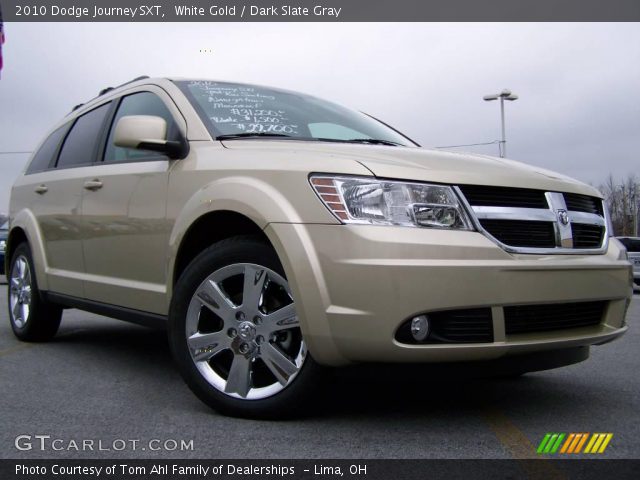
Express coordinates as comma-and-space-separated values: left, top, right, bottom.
83, 179, 103, 191
34, 184, 48, 194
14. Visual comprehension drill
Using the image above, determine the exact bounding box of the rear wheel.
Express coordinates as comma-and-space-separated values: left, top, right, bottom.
8, 243, 62, 341
169, 236, 321, 418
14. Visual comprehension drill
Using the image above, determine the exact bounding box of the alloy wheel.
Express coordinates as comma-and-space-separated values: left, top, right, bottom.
9, 255, 33, 329
185, 263, 306, 400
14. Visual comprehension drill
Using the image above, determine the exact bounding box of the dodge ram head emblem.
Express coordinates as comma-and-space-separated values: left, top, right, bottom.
557, 209, 570, 226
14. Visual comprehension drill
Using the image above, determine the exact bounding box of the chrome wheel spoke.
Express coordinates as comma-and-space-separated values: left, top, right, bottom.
242, 265, 267, 311
16, 258, 24, 278
224, 354, 252, 397
197, 279, 235, 319
23, 286, 32, 304
260, 342, 299, 386
19, 258, 28, 281
188, 331, 228, 362
265, 303, 299, 332
12, 300, 22, 322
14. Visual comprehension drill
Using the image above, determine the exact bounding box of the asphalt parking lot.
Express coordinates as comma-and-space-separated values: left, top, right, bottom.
0, 278, 638, 460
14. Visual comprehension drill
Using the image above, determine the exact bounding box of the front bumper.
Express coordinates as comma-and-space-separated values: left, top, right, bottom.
266, 224, 632, 366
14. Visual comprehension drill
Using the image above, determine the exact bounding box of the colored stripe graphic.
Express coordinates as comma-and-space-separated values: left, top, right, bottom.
560, 433, 576, 453
550, 433, 565, 453
585, 433, 613, 454
537, 433, 565, 454
537, 433, 552, 453
538, 433, 613, 454
573, 433, 589, 454
598, 433, 613, 453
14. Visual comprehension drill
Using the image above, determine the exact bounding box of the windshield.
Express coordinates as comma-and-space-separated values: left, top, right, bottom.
1, 222, 7, 230
177, 80, 416, 146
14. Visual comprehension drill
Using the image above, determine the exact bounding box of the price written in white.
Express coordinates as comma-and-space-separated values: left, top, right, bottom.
176, 4, 343, 18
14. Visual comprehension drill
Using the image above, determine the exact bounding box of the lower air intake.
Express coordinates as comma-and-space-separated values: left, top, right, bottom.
504, 301, 606, 335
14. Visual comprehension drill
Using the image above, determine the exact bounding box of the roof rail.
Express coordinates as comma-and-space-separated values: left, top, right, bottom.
69, 75, 151, 114
97, 75, 150, 97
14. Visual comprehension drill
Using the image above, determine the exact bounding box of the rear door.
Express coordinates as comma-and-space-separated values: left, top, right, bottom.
80, 88, 184, 314
15, 103, 113, 297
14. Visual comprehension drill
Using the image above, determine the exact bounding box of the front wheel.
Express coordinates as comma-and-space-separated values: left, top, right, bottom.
169, 236, 322, 418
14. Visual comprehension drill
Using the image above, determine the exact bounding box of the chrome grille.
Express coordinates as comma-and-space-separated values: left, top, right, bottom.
456, 185, 608, 254
563, 193, 604, 215
458, 185, 547, 209
478, 220, 556, 248
571, 224, 605, 248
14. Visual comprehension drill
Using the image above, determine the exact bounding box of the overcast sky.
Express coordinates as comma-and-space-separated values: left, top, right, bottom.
0, 22, 638, 212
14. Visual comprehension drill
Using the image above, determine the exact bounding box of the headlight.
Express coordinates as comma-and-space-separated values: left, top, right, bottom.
0, 240, 6, 253
310, 175, 473, 229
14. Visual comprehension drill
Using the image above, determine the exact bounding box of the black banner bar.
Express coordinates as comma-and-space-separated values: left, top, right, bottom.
3, 459, 640, 480
1, 0, 640, 22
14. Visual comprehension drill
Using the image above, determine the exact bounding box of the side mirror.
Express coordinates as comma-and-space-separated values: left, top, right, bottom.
113, 115, 186, 159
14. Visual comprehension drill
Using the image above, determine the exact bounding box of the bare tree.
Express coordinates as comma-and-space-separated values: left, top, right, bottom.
600, 174, 639, 236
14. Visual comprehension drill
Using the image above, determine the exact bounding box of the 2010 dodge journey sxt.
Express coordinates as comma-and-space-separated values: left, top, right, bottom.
5, 77, 633, 417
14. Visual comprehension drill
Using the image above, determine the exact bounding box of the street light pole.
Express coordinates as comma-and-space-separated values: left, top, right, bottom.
484, 89, 518, 158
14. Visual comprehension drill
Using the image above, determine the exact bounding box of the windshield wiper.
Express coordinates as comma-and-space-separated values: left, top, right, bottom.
314, 137, 402, 146
216, 133, 402, 146
343, 138, 402, 146
217, 133, 292, 140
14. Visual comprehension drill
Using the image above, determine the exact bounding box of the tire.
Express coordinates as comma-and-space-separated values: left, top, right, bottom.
8, 242, 62, 342
169, 236, 322, 418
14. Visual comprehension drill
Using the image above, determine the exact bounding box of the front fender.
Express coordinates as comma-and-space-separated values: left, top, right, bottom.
166, 175, 335, 302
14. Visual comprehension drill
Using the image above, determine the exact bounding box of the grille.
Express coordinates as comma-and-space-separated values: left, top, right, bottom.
563, 193, 604, 215
504, 301, 605, 335
572, 224, 605, 248
458, 185, 548, 209
479, 220, 556, 248
396, 308, 493, 344
459, 185, 606, 252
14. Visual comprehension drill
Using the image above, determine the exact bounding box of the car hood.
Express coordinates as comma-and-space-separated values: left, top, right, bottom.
221, 140, 602, 197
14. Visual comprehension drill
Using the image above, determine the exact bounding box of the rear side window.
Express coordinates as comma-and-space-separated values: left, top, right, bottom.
57, 103, 112, 168
26, 125, 69, 174
619, 238, 640, 252
104, 92, 178, 163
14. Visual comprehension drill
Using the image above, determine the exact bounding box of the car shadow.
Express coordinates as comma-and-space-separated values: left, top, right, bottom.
50, 319, 605, 421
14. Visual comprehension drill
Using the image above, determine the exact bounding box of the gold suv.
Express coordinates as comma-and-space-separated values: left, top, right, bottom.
6, 77, 633, 417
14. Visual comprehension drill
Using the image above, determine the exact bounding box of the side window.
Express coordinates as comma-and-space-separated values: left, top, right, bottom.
104, 92, 178, 163
57, 103, 112, 168
26, 125, 69, 174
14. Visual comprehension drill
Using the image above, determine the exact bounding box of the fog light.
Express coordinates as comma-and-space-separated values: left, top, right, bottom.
410, 315, 430, 342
